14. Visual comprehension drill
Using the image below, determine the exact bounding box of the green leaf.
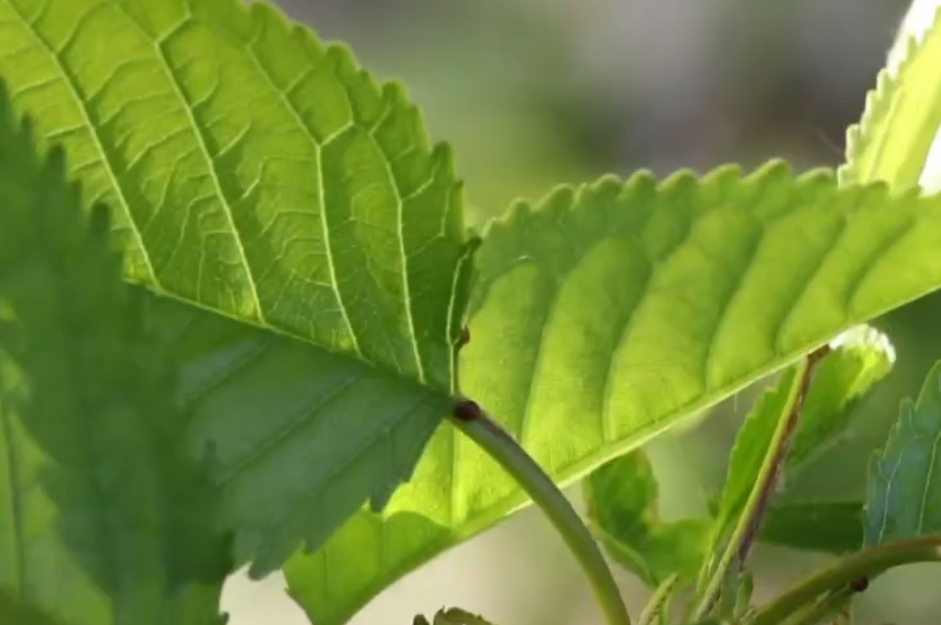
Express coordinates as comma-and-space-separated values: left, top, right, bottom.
287, 162, 941, 625
0, 86, 227, 624
706, 366, 799, 567
757, 501, 863, 554
585, 451, 710, 587
786, 325, 895, 473
865, 361, 941, 545
0, 0, 475, 573
0, 585, 64, 625
840, 5, 941, 189
706, 325, 893, 566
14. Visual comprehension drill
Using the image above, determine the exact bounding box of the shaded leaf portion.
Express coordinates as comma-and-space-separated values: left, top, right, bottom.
0, 87, 227, 624
757, 502, 863, 555
0, 0, 476, 572
147, 296, 449, 575
585, 452, 709, 587
840, 5, 941, 190
287, 163, 941, 625
865, 361, 941, 545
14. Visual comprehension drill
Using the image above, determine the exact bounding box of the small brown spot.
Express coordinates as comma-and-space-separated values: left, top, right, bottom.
453, 399, 481, 422
458, 327, 470, 347
849, 576, 869, 592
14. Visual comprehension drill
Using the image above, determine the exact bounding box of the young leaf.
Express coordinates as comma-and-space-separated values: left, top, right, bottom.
757, 501, 863, 555
287, 163, 941, 625
584, 451, 710, 588
0, 86, 227, 624
840, 5, 941, 189
0, 0, 475, 573
706, 325, 892, 570
865, 361, 941, 545
786, 326, 895, 473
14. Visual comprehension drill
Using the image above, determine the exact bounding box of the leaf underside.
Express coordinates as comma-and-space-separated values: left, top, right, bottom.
0, 0, 475, 573
840, 5, 941, 190
0, 85, 226, 625
288, 162, 941, 625
866, 361, 941, 546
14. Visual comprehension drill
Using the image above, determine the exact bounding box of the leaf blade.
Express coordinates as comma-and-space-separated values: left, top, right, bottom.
0, 83, 227, 625
585, 451, 710, 588
287, 163, 941, 624
840, 5, 941, 189
0, 0, 474, 573
865, 360, 941, 545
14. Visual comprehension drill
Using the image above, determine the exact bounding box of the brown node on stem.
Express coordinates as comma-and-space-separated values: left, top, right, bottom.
849, 576, 869, 592
453, 398, 481, 422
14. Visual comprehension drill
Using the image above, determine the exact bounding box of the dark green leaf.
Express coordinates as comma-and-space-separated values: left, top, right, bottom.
758, 502, 863, 554
0, 84, 227, 624
866, 361, 941, 545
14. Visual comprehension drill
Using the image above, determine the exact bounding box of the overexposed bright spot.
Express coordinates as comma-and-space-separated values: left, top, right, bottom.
887, 0, 941, 75
829, 325, 897, 364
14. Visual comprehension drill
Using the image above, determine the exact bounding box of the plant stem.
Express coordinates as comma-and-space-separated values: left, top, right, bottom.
692, 347, 829, 619
750, 535, 941, 625
450, 399, 632, 625
779, 586, 854, 625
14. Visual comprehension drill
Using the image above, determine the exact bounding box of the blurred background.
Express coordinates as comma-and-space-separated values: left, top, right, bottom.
224, 1, 941, 623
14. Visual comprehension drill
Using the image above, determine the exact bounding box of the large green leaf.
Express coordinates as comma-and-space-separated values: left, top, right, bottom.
584, 451, 710, 587
840, 5, 941, 189
865, 361, 941, 545
0, 86, 227, 624
287, 162, 941, 624
0, 0, 475, 572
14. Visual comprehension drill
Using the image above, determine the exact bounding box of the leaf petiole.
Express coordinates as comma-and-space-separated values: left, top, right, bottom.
450, 399, 632, 625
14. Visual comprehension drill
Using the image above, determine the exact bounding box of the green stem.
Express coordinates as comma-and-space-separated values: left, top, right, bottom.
750, 535, 941, 625
693, 351, 826, 619
450, 400, 631, 625
779, 586, 853, 625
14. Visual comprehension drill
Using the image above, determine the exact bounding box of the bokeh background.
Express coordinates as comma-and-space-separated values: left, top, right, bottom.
224, 1, 941, 623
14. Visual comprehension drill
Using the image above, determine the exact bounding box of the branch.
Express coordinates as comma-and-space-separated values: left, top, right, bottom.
750, 535, 941, 625
693, 346, 830, 618
450, 399, 632, 625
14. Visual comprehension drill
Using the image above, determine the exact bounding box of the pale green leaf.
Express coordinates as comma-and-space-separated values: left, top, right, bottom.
287, 162, 941, 625
0, 0, 475, 573
865, 361, 941, 545
0, 85, 227, 624
840, 5, 941, 189
585, 451, 710, 588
